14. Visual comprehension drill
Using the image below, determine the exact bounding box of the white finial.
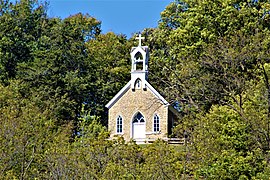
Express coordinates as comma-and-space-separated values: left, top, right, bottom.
136, 33, 145, 46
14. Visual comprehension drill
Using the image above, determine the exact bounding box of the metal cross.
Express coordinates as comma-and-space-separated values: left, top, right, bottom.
136, 33, 145, 46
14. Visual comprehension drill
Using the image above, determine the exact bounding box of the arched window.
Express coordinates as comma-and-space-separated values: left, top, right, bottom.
135, 78, 141, 89
153, 114, 160, 132
116, 116, 123, 133
133, 112, 145, 123
134, 51, 143, 60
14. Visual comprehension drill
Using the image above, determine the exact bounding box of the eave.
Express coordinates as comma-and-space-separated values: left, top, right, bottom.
105, 80, 170, 109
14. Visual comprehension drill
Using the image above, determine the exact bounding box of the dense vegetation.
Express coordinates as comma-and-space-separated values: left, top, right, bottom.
2, 0, 270, 179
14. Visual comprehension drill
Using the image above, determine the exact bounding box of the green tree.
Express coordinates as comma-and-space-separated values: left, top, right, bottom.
192, 104, 265, 179
0, 0, 48, 83
144, 1, 270, 178
18, 12, 101, 124
85, 32, 130, 123
147, 0, 270, 111
42, 107, 109, 179
141, 140, 183, 179
104, 139, 143, 179
0, 81, 59, 179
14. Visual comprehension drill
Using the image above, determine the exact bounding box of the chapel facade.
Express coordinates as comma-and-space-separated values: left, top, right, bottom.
105, 34, 179, 144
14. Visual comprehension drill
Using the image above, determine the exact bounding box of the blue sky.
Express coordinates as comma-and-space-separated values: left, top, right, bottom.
47, 0, 173, 38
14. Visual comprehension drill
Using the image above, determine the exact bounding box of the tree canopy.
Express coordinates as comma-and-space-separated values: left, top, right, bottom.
2, 0, 270, 178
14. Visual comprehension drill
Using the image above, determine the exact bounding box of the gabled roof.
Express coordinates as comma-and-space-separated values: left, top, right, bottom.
131, 46, 146, 54
131, 46, 148, 54
105, 80, 169, 109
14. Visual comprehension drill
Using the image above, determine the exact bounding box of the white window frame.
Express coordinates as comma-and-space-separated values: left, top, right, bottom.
116, 115, 123, 134
153, 114, 160, 133
135, 78, 141, 89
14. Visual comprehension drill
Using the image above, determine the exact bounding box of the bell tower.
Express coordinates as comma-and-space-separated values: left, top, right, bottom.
130, 34, 149, 90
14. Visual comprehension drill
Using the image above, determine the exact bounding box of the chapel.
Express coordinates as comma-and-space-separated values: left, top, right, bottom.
105, 34, 179, 144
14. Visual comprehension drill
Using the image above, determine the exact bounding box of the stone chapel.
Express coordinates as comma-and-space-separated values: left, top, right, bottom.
105, 34, 179, 144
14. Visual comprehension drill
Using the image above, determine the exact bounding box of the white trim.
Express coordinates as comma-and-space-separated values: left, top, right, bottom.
145, 131, 161, 135
116, 115, 123, 134
105, 81, 131, 109
145, 81, 169, 105
131, 47, 147, 73
105, 80, 169, 109
153, 114, 160, 133
135, 78, 142, 89
131, 46, 146, 62
131, 111, 146, 139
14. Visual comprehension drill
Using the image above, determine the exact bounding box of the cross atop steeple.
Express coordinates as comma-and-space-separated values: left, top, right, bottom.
136, 33, 145, 47
130, 34, 149, 90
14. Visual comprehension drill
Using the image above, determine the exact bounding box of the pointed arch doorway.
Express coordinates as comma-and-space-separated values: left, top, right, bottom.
132, 112, 146, 139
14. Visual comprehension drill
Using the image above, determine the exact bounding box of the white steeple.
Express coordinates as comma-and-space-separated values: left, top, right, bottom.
130, 33, 149, 90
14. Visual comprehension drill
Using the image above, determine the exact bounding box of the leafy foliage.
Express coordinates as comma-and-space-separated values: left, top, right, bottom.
2, 0, 270, 178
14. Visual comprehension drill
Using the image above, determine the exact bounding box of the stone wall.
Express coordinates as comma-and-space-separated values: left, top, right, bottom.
108, 84, 168, 141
